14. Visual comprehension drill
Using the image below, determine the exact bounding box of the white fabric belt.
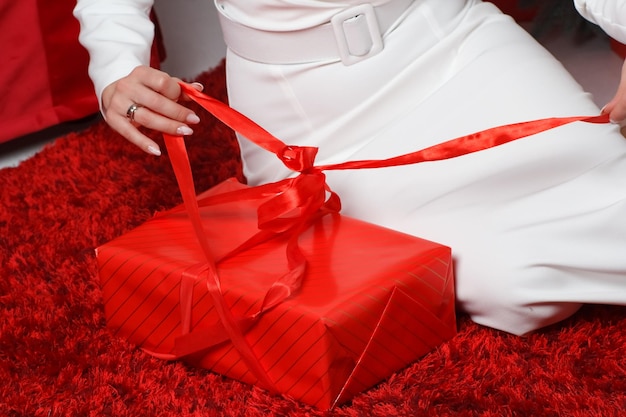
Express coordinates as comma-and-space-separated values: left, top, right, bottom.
215, 0, 416, 65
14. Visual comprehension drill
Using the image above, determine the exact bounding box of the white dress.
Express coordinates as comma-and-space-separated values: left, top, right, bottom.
75, 0, 626, 335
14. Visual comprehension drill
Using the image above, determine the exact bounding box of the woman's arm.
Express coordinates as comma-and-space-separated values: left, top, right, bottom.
74, 0, 201, 156
74, 0, 156, 107
574, 0, 626, 42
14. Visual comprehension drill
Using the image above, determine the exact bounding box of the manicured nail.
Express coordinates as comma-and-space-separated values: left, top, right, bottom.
147, 145, 162, 156
186, 113, 201, 124
176, 125, 194, 136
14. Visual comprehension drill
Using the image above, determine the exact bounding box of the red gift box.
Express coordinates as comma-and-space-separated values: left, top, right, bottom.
96, 85, 609, 409
97, 178, 456, 409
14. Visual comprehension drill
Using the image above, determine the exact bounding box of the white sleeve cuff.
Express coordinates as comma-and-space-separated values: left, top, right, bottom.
574, 0, 626, 43
74, 0, 156, 112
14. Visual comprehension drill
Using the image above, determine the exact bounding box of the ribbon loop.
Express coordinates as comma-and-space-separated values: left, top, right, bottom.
278, 145, 319, 172
257, 172, 328, 232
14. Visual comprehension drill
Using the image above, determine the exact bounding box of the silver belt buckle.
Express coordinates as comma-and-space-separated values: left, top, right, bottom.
331, 4, 384, 66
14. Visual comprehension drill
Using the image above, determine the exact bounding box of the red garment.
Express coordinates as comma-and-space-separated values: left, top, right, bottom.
0, 1, 98, 143
0, 1, 163, 143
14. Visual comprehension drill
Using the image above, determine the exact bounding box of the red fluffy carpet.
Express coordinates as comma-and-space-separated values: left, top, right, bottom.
1, 62, 625, 417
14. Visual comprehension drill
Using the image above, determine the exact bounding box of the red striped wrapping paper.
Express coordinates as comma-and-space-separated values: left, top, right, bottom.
96, 177, 456, 409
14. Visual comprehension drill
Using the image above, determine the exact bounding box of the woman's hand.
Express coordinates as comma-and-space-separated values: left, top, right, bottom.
101, 65, 203, 156
602, 59, 626, 133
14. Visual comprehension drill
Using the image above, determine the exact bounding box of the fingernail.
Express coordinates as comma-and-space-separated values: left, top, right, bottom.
147, 145, 162, 156
176, 125, 194, 136
600, 105, 607, 114
186, 113, 201, 124
610, 118, 619, 125
192, 82, 204, 91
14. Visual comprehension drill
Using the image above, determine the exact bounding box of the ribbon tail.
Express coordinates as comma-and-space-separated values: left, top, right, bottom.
164, 133, 279, 393
318, 114, 611, 171
203, 268, 278, 393
181, 84, 289, 156
164, 134, 217, 268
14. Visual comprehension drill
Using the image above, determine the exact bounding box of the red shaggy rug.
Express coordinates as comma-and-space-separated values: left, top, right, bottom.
1, 62, 625, 417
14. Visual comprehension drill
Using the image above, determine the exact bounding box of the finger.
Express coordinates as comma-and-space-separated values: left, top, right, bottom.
127, 104, 195, 137
113, 69, 200, 125
609, 89, 626, 124
139, 72, 202, 118
107, 112, 163, 156
600, 101, 613, 115
131, 66, 182, 101
606, 60, 626, 124
610, 105, 626, 125
108, 85, 200, 137
180, 81, 205, 101
134, 88, 201, 125
603, 97, 626, 126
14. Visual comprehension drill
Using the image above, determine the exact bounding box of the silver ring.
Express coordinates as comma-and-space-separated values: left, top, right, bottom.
126, 103, 143, 123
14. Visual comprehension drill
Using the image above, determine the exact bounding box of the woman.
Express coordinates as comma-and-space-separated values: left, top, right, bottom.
74, 0, 626, 335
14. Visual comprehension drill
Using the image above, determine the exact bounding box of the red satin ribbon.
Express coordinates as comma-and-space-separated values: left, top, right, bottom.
163, 83, 610, 389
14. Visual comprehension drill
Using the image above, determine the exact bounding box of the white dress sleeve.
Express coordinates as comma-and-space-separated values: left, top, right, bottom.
574, 0, 626, 43
73, 0, 156, 108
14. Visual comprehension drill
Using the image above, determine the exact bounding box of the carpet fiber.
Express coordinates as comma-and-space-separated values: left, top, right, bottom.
1, 62, 625, 417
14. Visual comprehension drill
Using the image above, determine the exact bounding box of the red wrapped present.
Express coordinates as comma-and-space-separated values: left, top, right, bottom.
96, 85, 609, 409
97, 177, 456, 408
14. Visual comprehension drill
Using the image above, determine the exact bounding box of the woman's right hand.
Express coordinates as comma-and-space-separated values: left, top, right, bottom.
601, 59, 626, 134
101, 65, 204, 156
